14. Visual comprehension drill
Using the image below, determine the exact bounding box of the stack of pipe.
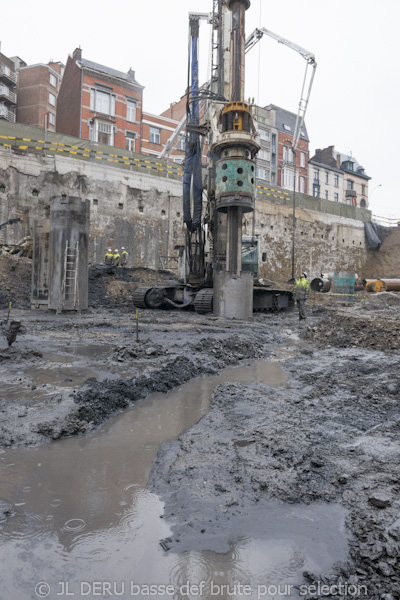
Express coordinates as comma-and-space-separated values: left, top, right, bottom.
311, 276, 364, 293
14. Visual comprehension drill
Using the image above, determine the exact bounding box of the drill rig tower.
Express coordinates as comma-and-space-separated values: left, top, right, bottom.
211, 0, 259, 318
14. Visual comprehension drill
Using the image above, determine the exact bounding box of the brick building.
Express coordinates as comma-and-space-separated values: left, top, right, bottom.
16, 61, 64, 131
0, 46, 18, 123
56, 48, 143, 152
268, 104, 310, 194
141, 111, 185, 162
309, 146, 370, 208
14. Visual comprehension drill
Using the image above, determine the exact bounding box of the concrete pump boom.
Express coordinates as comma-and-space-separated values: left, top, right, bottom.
245, 27, 317, 151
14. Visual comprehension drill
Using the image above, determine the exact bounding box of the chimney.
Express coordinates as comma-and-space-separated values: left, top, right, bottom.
73, 47, 82, 61
128, 68, 135, 80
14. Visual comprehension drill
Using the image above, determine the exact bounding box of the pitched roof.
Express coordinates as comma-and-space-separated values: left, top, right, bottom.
334, 150, 370, 179
78, 57, 144, 89
266, 103, 309, 142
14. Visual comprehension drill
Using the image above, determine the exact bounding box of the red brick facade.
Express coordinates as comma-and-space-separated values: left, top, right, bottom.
57, 49, 143, 152
17, 62, 63, 131
141, 112, 185, 161
277, 131, 309, 192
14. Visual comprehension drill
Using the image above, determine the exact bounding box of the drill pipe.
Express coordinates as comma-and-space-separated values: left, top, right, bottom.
363, 279, 388, 293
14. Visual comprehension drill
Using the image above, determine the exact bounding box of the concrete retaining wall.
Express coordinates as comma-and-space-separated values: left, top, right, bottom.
0, 152, 372, 281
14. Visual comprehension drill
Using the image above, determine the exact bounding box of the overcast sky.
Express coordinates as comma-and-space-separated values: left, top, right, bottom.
2, 0, 399, 219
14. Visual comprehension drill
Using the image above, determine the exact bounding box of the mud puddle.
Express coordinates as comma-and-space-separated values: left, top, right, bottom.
0, 358, 348, 599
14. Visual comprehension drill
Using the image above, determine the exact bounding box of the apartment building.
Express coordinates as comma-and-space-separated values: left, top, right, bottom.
253, 105, 278, 186
268, 104, 309, 194
309, 146, 370, 208
0, 46, 18, 123
56, 48, 143, 152
16, 61, 64, 131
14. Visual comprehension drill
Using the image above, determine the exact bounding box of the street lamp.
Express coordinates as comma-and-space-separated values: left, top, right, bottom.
282, 139, 297, 283
369, 184, 382, 199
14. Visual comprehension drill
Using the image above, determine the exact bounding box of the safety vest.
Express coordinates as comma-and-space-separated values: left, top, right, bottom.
294, 277, 310, 299
104, 252, 113, 265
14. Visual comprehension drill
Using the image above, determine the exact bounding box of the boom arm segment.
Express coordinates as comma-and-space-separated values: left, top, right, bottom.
245, 27, 317, 150
245, 27, 316, 65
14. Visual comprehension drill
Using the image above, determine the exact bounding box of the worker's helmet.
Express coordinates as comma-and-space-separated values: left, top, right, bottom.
303, 272, 307, 278
115, 249, 118, 252
108, 248, 112, 252
121, 247, 125, 250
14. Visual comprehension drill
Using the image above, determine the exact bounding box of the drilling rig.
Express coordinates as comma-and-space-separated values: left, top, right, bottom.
133, 0, 295, 317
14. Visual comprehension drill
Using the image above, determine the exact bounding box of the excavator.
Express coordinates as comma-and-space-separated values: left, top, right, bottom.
133, 0, 316, 317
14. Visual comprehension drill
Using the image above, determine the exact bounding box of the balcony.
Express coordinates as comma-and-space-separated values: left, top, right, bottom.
0, 104, 16, 122
0, 64, 17, 85
0, 85, 16, 104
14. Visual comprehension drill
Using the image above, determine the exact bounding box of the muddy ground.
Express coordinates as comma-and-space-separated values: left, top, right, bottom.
0, 253, 399, 598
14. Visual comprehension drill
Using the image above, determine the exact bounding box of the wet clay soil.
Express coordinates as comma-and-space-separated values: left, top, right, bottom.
0, 298, 400, 598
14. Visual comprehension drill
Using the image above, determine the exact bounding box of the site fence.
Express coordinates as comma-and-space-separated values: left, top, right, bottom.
0, 122, 183, 181
372, 214, 400, 227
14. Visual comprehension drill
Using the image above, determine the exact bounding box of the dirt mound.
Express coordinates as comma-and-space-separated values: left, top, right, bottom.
361, 226, 400, 279
306, 307, 400, 351
0, 253, 31, 309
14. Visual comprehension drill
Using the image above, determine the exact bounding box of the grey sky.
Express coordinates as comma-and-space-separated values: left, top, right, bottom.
2, 0, 398, 218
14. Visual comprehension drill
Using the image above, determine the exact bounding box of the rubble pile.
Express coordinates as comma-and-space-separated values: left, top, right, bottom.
0, 253, 31, 309
306, 307, 400, 351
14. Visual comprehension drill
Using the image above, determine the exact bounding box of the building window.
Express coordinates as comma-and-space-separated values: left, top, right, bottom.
300, 152, 305, 168
177, 135, 186, 151
150, 126, 161, 144
347, 179, 353, 190
271, 134, 276, 152
49, 73, 57, 88
126, 131, 136, 151
325, 190, 329, 200
258, 149, 270, 162
360, 198, 366, 208
325, 172, 329, 184
361, 184, 366, 194
259, 128, 270, 142
283, 124, 291, 131
97, 121, 113, 145
282, 168, 295, 189
314, 169, 319, 182
256, 167, 270, 181
49, 92, 56, 106
48, 112, 55, 126
300, 176, 305, 193
126, 99, 136, 122
334, 193, 339, 202
334, 174, 339, 187
283, 146, 293, 164
90, 88, 116, 116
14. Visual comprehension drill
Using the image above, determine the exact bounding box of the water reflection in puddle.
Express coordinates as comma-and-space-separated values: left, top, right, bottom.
0, 359, 348, 599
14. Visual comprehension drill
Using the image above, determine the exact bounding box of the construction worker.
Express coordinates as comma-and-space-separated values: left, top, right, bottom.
121, 247, 129, 267
113, 249, 121, 267
293, 272, 310, 321
104, 248, 114, 266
